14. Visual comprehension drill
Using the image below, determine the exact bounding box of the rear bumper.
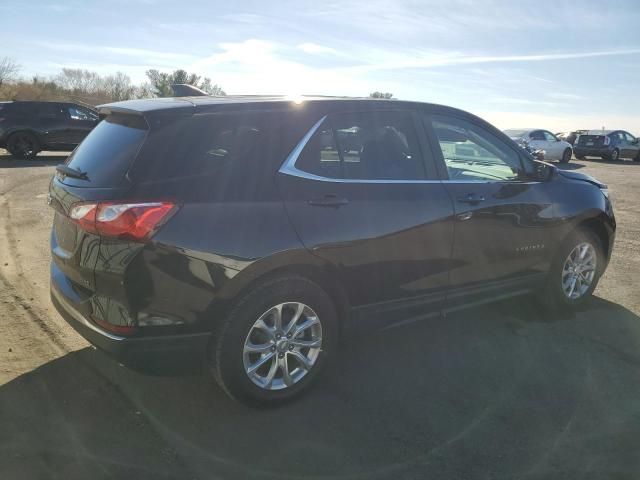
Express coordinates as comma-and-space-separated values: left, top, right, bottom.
50, 272, 210, 368
574, 146, 611, 157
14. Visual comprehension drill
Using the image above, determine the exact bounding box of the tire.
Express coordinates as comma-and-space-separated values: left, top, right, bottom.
634, 151, 640, 163
538, 229, 603, 310
608, 148, 620, 162
209, 275, 338, 406
7, 132, 40, 159
560, 148, 572, 164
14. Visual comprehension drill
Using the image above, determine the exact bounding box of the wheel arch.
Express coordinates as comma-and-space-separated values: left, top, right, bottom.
217, 251, 351, 335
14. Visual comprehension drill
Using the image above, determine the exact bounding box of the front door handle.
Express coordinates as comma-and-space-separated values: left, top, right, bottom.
457, 193, 485, 205
308, 194, 349, 208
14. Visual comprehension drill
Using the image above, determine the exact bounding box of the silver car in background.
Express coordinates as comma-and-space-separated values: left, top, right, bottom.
504, 128, 573, 163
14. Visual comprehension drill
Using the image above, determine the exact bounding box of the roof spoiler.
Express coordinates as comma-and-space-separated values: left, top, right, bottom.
171, 84, 208, 97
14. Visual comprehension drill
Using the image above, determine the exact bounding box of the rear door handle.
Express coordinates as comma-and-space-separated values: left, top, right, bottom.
457, 193, 485, 205
308, 194, 349, 207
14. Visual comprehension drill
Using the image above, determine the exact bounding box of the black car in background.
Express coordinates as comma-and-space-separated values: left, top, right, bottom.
574, 130, 640, 162
0, 100, 99, 158
556, 130, 588, 146
49, 96, 615, 405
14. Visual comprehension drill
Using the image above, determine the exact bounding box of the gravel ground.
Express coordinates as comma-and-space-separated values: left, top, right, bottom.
0, 151, 639, 479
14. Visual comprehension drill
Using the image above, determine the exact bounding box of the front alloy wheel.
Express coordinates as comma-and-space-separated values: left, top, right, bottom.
243, 302, 322, 390
561, 242, 597, 300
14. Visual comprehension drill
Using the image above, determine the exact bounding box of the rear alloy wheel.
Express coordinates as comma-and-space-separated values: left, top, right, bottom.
210, 275, 337, 405
609, 148, 620, 162
7, 132, 40, 159
243, 303, 322, 391
538, 229, 603, 310
560, 148, 572, 163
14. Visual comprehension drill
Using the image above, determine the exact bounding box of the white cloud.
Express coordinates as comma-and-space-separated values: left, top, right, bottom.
296, 43, 338, 55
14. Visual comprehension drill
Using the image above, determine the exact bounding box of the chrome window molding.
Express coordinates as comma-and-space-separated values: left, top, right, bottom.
277, 115, 534, 185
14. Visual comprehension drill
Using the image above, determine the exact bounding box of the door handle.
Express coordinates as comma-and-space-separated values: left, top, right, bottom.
457, 193, 485, 205
308, 194, 349, 207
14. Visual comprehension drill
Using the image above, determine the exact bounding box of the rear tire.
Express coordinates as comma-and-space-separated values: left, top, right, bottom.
209, 275, 338, 406
607, 148, 620, 162
538, 229, 603, 311
7, 132, 40, 159
560, 148, 572, 164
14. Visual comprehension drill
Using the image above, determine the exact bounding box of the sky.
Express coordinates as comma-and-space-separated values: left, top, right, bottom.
2, 0, 640, 132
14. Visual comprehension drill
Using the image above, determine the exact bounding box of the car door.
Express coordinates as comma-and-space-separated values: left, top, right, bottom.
423, 112, 556, 306
543, 130, 563, 160
37, 103, 70, 147
277, 109, 455, 329
64, 104, 98, 146
622, 132, 639, 158
528, 130, 552, 158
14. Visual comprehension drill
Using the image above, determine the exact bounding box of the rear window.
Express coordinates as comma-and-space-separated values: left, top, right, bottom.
129, 112, 278, 183
62, 114, 148, 188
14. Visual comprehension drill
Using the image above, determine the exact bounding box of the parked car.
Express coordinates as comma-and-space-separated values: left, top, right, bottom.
574, 130, 640, 162
556, 130, 588, 146
49, 97, 615, 405
0, 100, 99, 158
503, 129, 573, 163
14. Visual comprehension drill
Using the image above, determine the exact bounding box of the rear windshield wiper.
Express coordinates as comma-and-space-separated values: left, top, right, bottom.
55, 164, 90, 181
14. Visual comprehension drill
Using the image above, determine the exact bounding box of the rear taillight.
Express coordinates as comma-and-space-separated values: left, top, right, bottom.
69, 201, 177, 241
603, 136, 611, 146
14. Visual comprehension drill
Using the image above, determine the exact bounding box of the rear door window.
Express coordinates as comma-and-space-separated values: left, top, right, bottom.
296, 111, 427, 181
62, 114, 148, 188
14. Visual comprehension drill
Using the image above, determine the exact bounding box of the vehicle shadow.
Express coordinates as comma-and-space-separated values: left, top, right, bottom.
0, 153, 68, 168
1, 297, 640, 479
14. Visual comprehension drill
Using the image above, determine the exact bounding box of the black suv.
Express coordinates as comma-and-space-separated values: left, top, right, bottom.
0, 100, 99, 158
49, 97, 615, 405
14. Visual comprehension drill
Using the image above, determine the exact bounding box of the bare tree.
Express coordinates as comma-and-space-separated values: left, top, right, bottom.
102, 71, 135, 101
0, 57, 21, 87
56, 68, 101, 93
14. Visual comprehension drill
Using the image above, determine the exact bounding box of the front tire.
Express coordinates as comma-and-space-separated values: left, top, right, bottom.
560, 148, 572, 164
209, 275, 338, 406
539, 229, 603, 310
7, 132, 40, 158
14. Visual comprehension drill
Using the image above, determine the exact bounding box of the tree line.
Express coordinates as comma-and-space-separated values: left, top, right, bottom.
0, 56, 226, 106
0, 56, 392, 105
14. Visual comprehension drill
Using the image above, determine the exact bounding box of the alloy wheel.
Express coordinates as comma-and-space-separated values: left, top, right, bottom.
243, 302, 322, 390
561, 242, 597, 300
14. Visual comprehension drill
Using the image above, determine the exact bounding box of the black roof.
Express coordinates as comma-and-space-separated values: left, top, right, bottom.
98, 95, 448, 115
96, 95, 504, 137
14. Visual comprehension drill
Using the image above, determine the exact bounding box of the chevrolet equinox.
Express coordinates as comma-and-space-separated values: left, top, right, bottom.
49, 96, 615, 405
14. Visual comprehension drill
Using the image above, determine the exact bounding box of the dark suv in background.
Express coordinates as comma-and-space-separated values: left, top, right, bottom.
574, 129, 640, 162
49, 96, 615, 405
0, 100, 99, 158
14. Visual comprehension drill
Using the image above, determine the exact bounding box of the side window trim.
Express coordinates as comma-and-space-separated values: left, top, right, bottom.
421, 111, 531, 183
280, 111, 439, 184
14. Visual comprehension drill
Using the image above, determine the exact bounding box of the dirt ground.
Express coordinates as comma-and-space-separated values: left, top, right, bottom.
0, 151, 639, 479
